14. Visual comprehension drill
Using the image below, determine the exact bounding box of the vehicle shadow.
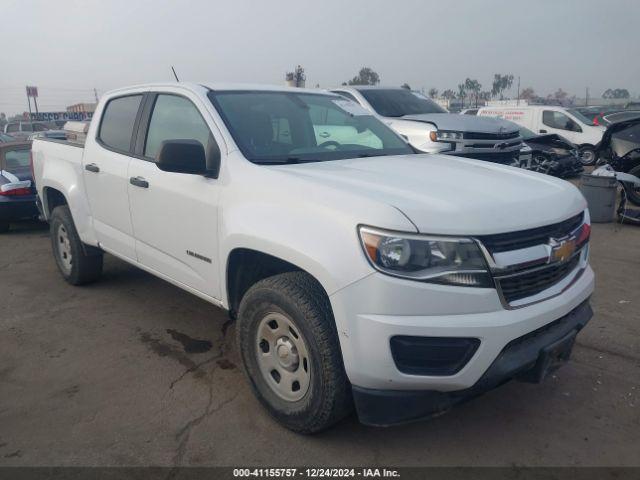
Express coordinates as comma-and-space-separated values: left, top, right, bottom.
2, 219, 48, 235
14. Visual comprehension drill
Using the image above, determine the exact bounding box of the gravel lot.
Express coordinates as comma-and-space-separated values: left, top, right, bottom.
0, 218, 638, 467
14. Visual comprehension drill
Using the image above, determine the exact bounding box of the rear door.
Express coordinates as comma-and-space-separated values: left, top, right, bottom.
127, 91, 223, 300
82, 94, 144, 260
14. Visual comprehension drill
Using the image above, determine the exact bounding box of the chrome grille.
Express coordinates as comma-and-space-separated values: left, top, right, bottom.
478, 213, 584, 253
464, 131, 520, 140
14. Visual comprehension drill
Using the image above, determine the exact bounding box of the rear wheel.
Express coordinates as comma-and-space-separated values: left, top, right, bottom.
578, 146, 596, 166
50, 205, 103, 285
624, 165, 640, 206
236, 271, 352, 433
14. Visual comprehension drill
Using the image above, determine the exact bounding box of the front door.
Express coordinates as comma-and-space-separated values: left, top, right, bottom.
541, 110, 582, 143
127, 93, 222, 300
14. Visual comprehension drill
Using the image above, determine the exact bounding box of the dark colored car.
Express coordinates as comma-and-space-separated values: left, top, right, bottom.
0, 142, 38, 232
597, 118, 640, 205
0, 132, 15, 143
574, 106, 621, 127
519, 127, 583, 178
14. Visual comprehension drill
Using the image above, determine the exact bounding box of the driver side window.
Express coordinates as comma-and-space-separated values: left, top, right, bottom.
144, 94, 214, 161
543, 110, 581, 132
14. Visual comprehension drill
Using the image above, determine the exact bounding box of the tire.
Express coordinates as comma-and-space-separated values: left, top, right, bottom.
236, 271, 352, 433
578, 146, 597, 166
624, 165, 640, 206
50, 205, 103, 285
0, 221, 9, 233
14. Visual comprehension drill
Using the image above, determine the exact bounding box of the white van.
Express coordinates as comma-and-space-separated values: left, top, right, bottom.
477, 105, 605, 165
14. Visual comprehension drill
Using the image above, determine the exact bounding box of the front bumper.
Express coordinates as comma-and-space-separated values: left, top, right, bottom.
0, 194, 39, 221
352, 299, 592, 426
329, 263, 594, 392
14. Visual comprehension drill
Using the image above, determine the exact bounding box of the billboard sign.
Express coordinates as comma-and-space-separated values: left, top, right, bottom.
26, 86, 39, 98
27, 111, 93, 122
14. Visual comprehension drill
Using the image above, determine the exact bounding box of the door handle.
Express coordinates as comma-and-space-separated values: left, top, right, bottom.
539, 129, 547, 133
85, 163, 100, 173
129, 176, 149, 188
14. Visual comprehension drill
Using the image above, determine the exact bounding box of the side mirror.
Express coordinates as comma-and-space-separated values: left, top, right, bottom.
156, 139, 220, 178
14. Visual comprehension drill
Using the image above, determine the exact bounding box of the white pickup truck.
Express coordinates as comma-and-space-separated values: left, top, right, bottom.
32, 83, 594, 433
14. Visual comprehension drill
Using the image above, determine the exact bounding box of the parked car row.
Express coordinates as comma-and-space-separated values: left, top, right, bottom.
29, 82, 595, 433
476, 105, 605, 166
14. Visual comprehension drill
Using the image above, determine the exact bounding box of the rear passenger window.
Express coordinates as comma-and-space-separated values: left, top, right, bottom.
144, 95, 213, 160
98, 95, 142, 152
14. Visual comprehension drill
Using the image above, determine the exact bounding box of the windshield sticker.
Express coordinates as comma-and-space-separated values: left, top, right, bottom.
332, 99, 370, 116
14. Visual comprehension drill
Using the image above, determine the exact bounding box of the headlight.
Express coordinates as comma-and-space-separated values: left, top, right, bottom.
359, 227, 493, 287
429, 130, 464, 142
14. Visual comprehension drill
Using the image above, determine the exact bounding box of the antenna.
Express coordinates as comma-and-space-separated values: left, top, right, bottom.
171, 66, 180, 82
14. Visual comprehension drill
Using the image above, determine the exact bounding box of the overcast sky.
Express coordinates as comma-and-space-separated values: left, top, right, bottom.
1, 0, 638, 114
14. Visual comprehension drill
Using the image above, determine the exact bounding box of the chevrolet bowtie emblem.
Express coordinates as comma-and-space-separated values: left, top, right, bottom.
550, 238, 576, 263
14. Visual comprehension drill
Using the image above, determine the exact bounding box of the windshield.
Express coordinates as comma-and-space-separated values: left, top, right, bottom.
358, 89, 447, 117
208, 91, 413, 164
567, 109, 595, 126
519, 127, 538, 139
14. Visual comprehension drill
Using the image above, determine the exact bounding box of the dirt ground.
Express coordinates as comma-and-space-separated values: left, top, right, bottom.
0, 218, 638, 467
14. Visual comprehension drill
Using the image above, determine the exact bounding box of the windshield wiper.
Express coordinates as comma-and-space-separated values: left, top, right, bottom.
253, 157, 322, 165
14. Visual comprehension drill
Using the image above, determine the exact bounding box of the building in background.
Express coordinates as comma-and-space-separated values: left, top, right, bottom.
67, 103, 97, 114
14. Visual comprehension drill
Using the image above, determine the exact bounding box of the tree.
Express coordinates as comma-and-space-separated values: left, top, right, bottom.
345, 67, 380, 86
464, 78, 482, 107
428, 88, 439, 98
520, 87, 536, 101
401, 83, 411, 90
553, 88, 568, 101
441, 89, 455, 100
491, 73, 514, 99
457, 83, 467, 107
602, 88, 630, 99
285, 65, 306, 87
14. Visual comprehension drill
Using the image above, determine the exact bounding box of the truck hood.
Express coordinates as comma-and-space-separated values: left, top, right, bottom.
401, 113, 519, 133
274, 154, 585, 235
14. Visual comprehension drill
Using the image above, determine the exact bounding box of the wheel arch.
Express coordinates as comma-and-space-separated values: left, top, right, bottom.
225, 247, 332, 318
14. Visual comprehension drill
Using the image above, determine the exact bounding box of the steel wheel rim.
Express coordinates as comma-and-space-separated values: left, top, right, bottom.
56, 224, 73, 274
256, 312, 311, 402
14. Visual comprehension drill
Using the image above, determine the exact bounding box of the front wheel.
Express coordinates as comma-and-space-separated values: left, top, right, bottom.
50, 205, 103, 285
578, 146, 597, 166
236, 271, 352, 433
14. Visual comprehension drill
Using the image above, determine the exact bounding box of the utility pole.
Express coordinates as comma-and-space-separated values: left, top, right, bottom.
516, 76, 521, 106
585, 87, 589, 106
94, 88, 99, 103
